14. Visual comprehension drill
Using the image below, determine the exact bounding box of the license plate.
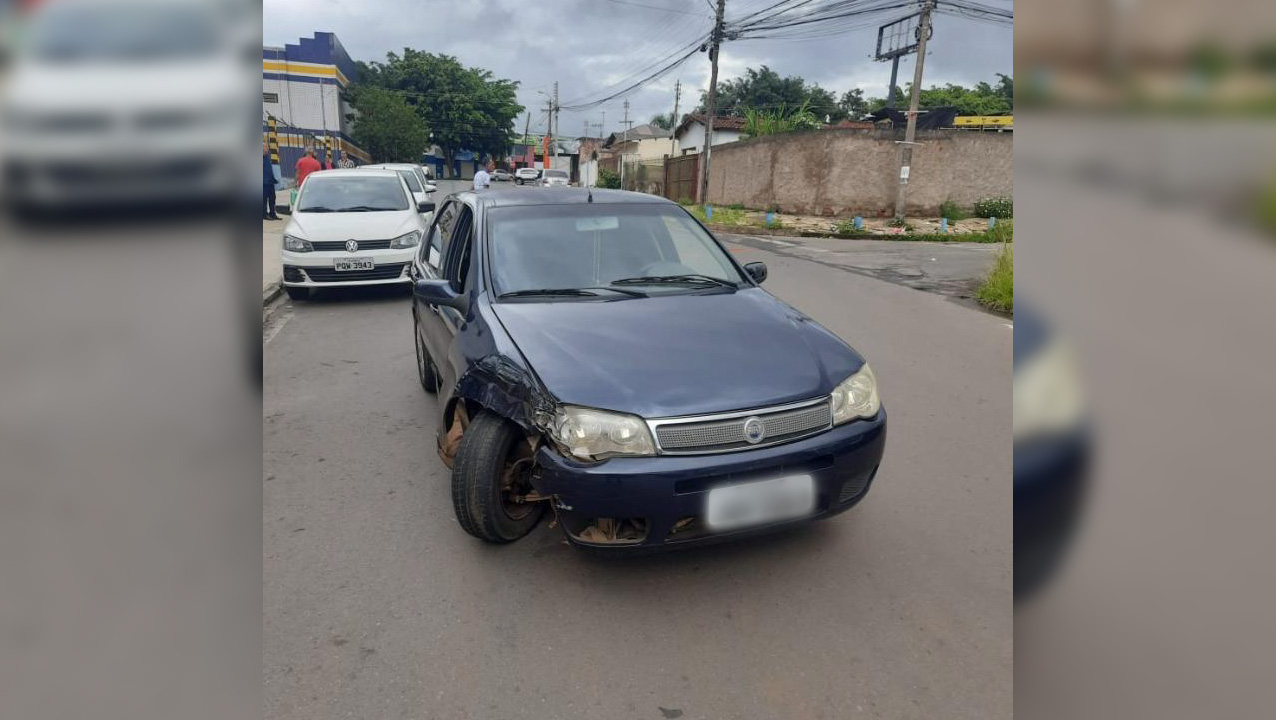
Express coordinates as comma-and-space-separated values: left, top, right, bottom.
334, 258, 374, 271
705, 475, 815, 532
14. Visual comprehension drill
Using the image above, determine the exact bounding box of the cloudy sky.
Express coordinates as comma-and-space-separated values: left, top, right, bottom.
264, 0, 1012, 138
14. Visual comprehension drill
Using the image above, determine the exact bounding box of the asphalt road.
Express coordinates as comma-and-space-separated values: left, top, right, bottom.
263, 226, 1012, 719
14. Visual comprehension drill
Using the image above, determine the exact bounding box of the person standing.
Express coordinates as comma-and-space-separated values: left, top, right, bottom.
294, 147, 321, 188
473, 159, 493, 191
263, 141, 279, 220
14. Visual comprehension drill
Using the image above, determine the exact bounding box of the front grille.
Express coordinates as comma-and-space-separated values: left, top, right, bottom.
301, 263, 407, 283
310, 239, 394, 251
838, 466, 877, 504
654, 399, 831, 454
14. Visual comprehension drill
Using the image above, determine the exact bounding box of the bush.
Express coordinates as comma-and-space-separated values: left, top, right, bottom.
727, 202, 746, 210
939, 198, 968, 220
597, 169, 621, 189
975, 246, 1013, 312
677, 197, 695, 206
974, 196, 1013, 218
985, 218, 1013, 243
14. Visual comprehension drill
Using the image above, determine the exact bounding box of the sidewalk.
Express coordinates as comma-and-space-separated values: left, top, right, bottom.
263, 218, 284, 303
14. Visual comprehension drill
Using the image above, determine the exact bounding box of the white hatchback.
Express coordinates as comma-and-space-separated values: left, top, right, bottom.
280, 169, 434, 300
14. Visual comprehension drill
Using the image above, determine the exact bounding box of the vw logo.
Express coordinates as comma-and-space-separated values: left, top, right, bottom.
742, 416, 766, 445
345, 239, 359, 253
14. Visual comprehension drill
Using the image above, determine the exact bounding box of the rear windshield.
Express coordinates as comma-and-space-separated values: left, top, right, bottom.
487, 204, 743, 296
297, 175, 409, 212
27, 4, 220, 62
544, 170, 568, 179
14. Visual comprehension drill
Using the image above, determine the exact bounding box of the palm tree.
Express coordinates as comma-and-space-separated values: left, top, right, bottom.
649, 112, 676, 131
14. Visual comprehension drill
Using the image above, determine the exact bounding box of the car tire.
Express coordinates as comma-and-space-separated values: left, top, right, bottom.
414, 323, 439, 393
284, 285, 309, 301
452, 410, 544, 543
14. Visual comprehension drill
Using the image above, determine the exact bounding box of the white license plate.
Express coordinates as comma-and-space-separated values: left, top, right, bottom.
334, 258, 374, 271
705, 475, 815, 532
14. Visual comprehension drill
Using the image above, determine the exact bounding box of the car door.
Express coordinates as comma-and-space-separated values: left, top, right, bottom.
412, 199, 458, 376
428, 203, 475, 396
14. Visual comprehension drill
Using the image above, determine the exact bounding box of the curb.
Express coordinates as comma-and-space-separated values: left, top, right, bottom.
263, 281, 283, 306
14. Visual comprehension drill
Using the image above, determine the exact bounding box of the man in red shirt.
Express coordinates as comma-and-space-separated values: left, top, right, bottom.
294, 148, 321, 188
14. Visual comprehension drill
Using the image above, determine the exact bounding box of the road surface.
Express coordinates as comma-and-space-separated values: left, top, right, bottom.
263, 225, 1012, 719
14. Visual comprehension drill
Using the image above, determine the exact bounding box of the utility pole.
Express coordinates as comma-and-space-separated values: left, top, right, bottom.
669, 79, 681, 157
698, 0, 728, 206
893, 0, 934, 221
552, 81, 560, 162
523, 112, 531, 143
621, 99, 632, 189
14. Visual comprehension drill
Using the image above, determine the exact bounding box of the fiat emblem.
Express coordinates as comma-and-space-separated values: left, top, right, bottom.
742, 416, 766, 444
345, 239, 359, 252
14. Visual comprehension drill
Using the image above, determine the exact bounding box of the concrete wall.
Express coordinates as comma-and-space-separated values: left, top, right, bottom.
704, 129, 1012, 216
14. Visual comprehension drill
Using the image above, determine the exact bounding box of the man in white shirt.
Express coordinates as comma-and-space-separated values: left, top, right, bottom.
473, 160, 494, 191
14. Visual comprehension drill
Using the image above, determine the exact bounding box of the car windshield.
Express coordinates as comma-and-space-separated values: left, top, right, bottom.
394, 169, 423, 193
488, 204, 744, 298
297, 175, 409, 212
26, 4, 220, 62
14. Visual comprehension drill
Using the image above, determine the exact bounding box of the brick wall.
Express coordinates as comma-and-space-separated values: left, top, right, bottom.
703, 129, 1012, 216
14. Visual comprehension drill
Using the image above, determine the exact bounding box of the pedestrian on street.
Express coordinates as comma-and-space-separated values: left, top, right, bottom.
473, 159, 493, 191
263, 141, 280, 220
294, 147, 321, 189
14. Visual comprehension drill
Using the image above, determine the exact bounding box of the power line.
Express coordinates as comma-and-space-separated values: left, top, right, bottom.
602, 0, 712, 17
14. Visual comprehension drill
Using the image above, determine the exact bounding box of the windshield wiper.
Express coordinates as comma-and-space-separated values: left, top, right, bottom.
339, 205, 401, 212
499, 286, 646, 300
611, 274, 737, 289
499, 288, 600, 299
298, 206, 336, 213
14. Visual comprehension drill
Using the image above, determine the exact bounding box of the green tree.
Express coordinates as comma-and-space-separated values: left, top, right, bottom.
699, 65, 846, 121
838, 88, 868, 118
649, 112, 677, 130
346, 86, 431, 163
352, 49, 523, 175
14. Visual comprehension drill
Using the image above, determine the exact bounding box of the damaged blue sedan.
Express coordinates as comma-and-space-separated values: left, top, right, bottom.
410, 188, 885, 549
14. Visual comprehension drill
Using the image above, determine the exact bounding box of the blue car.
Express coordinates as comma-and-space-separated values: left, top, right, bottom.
410, 188, 886, 549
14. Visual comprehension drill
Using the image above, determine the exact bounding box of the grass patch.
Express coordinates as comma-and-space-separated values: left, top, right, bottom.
985, 218, 1013, 243
687, 205, 748, 225
975, 245, 1013, 312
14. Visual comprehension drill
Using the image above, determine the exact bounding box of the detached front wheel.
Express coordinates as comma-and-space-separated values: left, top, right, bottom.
452, 410, 544, 543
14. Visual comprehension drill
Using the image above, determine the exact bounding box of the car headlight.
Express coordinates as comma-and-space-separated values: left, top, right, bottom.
1014, 338, 1084, 440
550, 406, 656, 461
283, 234, 312, 252
389, 230, 421, 249
831, 363, 880, 425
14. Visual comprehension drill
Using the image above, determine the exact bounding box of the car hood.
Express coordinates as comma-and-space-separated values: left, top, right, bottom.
492, 288, 864, 418
285, 211, 420, 242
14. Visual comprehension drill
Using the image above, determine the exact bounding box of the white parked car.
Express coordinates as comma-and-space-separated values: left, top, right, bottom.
0, 0, 251, 213
539, 169, 570, 187
513, 167, 540, 185
280, 169, 434, 300
363, 163, 437, 204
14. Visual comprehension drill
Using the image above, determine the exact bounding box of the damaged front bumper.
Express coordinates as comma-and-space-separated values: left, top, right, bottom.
532, 409, 886, 550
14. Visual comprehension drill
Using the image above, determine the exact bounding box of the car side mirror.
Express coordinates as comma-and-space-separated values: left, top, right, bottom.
744, 261, 768, 284
417, 201, 436, 214
424, 183, 437, 193
414, 278, 467, 312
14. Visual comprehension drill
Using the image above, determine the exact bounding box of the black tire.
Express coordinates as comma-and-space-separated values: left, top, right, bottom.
452, 410, 544, 543
413, 320, 439, 393
284, 285, 309, 301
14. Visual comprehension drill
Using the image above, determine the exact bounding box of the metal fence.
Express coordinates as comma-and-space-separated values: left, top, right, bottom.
663, 153, 699, 203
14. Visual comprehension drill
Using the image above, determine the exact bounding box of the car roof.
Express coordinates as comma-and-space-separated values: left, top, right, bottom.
365, 163, 422, 170
459, 188, 675, 208
307, 169, 400, 178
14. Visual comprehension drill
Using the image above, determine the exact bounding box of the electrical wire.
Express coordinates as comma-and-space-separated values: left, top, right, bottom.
602, 0, 711, 17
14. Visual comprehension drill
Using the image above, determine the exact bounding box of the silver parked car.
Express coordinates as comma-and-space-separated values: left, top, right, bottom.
539, 169, 570, 187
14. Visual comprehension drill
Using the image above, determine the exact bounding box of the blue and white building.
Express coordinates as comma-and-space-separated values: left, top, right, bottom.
263, 32, 370, 178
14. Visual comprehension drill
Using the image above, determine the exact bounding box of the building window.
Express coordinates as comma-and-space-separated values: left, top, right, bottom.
263, 92, 280, 104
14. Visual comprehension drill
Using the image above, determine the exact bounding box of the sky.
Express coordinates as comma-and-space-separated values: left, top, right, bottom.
263, 0, 1013, 139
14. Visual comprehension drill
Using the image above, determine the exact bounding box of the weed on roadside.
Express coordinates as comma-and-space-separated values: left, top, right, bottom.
975, 196, 1013, 218
940, 198, 968, 220
985, 219, 1013, 243
975, 245, 1013, 312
